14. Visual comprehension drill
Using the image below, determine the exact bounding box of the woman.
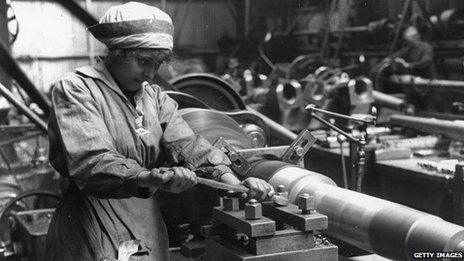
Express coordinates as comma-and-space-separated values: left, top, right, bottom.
45, 2, 274, 260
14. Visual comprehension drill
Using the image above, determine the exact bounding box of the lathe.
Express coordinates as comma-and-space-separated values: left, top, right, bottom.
162, 105, 464, 261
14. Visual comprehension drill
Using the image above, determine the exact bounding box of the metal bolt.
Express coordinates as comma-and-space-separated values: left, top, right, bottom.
276, 185, 289, 203
298, 193, 315, 214
295, 147, 304, 157
223, 192, 240, 211
244, 199, 262, 220
229, 153, 239, 162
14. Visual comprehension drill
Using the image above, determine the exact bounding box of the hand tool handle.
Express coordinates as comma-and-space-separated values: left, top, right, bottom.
197, 176, 249, 193
197, 177, 288, 205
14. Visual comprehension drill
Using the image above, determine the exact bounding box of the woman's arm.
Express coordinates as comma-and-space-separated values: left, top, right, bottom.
155, 88, 274, 199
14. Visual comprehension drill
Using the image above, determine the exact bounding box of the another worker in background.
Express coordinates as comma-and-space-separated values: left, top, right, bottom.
392, 25, 437, 78
44, 2, 274, 261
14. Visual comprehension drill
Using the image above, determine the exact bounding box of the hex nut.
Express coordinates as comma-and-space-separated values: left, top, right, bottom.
298, 193, 315, 214
276, 185, 289, 199
244, 199, 262, 220
223, 196, 240, 211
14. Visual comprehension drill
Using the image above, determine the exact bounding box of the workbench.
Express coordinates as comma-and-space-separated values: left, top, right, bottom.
305, 145, 464, 226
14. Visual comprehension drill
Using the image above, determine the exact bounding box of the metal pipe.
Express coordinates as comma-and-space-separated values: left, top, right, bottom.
246, 106, 297, 144
372, 90, 405, 111
306, 104, 376, 125
389, 74, 464, 92
0, 82, 47, 132
248, 160, 464, 260
389, 114, 464, 141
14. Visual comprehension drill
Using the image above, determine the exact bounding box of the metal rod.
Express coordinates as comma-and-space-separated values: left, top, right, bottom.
389, 74, 464, 91
306, 104, 375, 124
372, 90, 405, 111
0, 40, 50, 116
389, 114, 464, 141
310, 112, 358, 144
0, 82, 47, 132
339, 137, 348, 189
246, 106, 297, 144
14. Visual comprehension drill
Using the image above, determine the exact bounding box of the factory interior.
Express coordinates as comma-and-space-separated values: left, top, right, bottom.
2, 0, 464, 260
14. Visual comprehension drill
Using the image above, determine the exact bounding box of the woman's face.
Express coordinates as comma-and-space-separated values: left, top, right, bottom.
107, 49, 169, 92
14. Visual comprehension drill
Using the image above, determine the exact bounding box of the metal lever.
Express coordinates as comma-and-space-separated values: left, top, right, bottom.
305, 104, 377, 125
305, 104, 374, 192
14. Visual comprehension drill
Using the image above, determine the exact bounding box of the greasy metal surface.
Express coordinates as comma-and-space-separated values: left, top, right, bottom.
170, 73, 246, 111
247, 229, 314, 255
205, 239, 338, 261
390, 114, 464, 141
212, 207, 276, 238
251, 163, 464, 260
237, 146, 289, 159
262, 202, 328, 232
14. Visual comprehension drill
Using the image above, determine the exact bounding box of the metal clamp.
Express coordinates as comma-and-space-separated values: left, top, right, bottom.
281, 129, 317, 164
213, 137, 251, 177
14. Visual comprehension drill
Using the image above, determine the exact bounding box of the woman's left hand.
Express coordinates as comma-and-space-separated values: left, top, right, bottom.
240, 177, 275, 201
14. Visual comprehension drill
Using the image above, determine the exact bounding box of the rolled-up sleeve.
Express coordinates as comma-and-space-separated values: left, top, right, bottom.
49, 75, 152, 199
156, 89, 234, 179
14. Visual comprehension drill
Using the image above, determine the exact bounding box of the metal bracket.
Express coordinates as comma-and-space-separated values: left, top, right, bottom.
281, 129, 317, 164
213, 137, 251, 177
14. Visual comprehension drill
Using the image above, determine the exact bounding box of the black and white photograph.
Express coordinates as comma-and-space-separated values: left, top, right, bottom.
0, 0, 464, 260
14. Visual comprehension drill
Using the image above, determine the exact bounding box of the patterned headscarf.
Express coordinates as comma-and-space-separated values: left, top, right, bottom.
87, 2, 174, 50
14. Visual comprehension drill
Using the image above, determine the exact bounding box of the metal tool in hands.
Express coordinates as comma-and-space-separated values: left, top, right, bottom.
196, 176, 289, 205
